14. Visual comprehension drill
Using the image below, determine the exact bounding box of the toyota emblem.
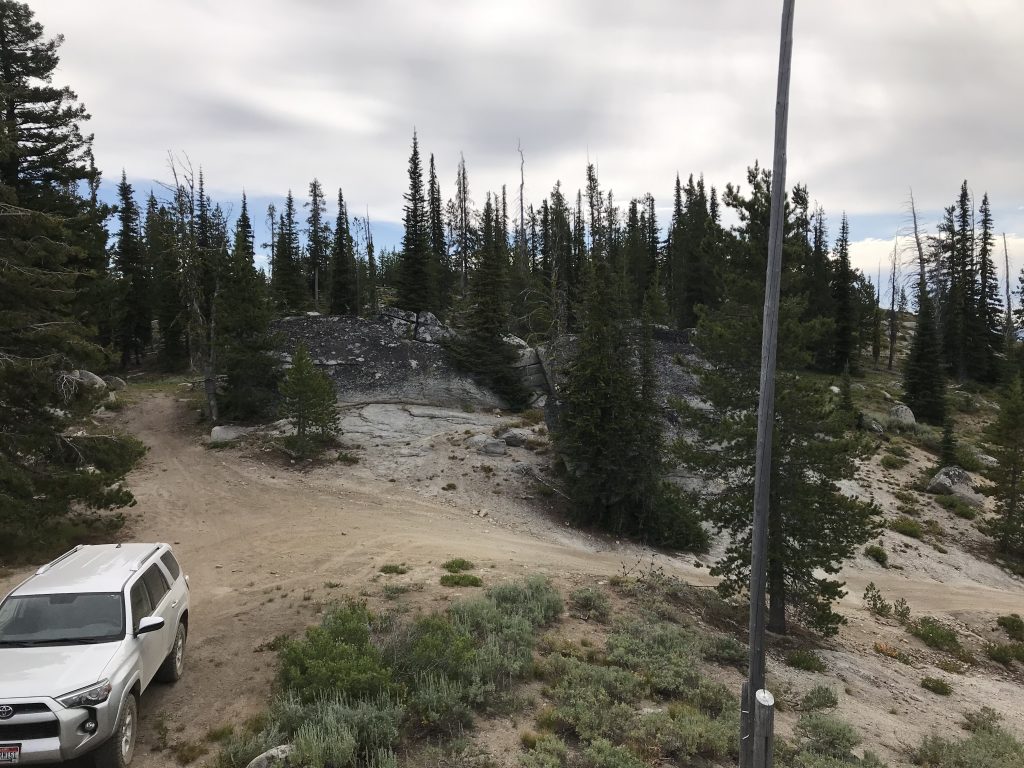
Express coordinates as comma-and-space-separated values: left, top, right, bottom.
0, 705, 13, 720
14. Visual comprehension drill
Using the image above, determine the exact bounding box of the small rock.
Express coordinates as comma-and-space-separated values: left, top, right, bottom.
975, 453, 998, 469
498, 428, 533, 448
210, 425, 255, 444
71, 369, 107, 389
245, 745, 293, 768
829, 385, 841, 395
868, 420, 884, 435
103, 375, 128, 391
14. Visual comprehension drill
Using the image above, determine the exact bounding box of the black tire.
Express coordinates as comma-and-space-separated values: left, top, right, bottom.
94, 692, 137, 768
156, 623, 186, 683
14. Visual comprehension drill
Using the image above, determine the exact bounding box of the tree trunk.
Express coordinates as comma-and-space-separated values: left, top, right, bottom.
767, 557, 786, 634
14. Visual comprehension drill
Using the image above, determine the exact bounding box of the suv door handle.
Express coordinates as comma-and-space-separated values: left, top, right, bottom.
170, 600, 178, 608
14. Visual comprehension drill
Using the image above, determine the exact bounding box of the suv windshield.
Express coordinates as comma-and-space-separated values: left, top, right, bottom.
0, 593, 125, 645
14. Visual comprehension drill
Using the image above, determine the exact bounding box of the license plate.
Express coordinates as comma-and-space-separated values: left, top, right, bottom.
0, 745, 20, 764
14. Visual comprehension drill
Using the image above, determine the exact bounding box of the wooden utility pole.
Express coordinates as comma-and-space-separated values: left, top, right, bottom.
741, 1, 795, 766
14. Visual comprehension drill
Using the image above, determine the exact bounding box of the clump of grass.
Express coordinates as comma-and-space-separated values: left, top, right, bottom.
204, 725, 234, 743
921, 677, 952, 696
379, 564, 409, 575
889, 515, 924, 539
935, 494, 977, 520
570, 587, 611, 622
864, 544, 888, 567
914, 715, 1024, 767
440, 573, 483, 587
442, 483, 457, 491
785, 649, 826, 673
442, 558, 475, 573
881, 454, 909, 470
382, 584, 410, 599
170, 742, 209, 766
936, 658, 967, 675
799, 686, 838, 711
793, 713, 860, 759
336, 451, 360, 465
996, 614, 1024, 641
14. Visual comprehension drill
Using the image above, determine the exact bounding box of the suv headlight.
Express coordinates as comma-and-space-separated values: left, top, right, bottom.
58, 680, 112, 708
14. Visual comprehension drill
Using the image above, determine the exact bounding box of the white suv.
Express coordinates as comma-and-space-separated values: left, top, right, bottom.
0, 544, 190, 768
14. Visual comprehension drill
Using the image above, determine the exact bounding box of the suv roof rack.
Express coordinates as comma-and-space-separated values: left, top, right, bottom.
130, 545, 162, 572
35, 544, 85, 575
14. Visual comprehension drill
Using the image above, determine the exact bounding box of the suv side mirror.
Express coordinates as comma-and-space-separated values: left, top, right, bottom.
136, 616, 165, 636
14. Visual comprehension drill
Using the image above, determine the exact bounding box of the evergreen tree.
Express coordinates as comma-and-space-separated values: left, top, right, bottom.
903, 275, 947, 424
447, 195, 526, 407
556, 260, 705, 548
396, 130, 435, 312
427, 153, 448, 312
271, 191, 306, 311
328, 188, 358, 315
674, 297, 877, 635
453, 153, 473, 298
305, 178, 331, 311
985, 378, 1024, 557
871, 283, 882, 367
145, 193, 187, 370
112, 172, 150, 367
279, 344, 339, 456
832, 214, 855, 373
971, 193, 1002, 381
216, 193, 279, 420
940, 412, 958, 468
0, 0, 144, 551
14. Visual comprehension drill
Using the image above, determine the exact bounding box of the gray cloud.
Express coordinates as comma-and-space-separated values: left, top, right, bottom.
37, 0, 1024, 242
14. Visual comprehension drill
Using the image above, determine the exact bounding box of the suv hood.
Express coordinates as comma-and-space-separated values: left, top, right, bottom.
0, 644, 120, 699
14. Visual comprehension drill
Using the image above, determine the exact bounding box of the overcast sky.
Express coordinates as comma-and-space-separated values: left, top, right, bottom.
35, 0, 1024, 298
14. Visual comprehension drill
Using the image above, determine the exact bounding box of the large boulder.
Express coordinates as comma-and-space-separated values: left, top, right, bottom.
888, 404, 915, 425
927, 466, 984, 507
413, 311, 453, 343
245, 745, 293, 768
103, 375, 128, 391
498, 428, 534, 448
72, 370, 107, 389
210, 425, 255, 444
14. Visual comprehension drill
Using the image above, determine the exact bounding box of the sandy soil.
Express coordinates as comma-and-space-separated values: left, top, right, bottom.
2, 391, 1022, 768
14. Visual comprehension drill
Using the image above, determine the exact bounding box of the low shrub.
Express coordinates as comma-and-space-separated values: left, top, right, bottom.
520, 734, 568, 768
996, 614, 1024, 641
793, 713, 860, 758
440, 573, 483, 587
278, 602, 394, 702
785, 649, 826, 673
889, 516, 924, 539
920, 677, 952, 696
799, 686, 839, 711
703, 635, 747, 667
580, 739, 646, 768
864, 544, 888, 567
984, 642, 1024, 666
873, 642, 912, 664
913, 724, 1024, 767
881, 454, 908, 470
962, 706, 1003, 733
908, 617, 963, 655
442, 558, 475, 573
379, 564, 408, 575
571, 587, 611, 622
935, 495, 977, 520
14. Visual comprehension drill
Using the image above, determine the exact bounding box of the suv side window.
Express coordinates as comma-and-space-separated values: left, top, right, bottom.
141, 564, 170, 608
130, 580, 153, 632
160, 551, 181, 581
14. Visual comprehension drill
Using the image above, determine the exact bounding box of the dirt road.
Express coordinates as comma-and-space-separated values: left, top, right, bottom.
3, 392, 1022, 767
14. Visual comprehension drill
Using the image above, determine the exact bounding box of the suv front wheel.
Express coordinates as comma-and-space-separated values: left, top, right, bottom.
156, 623, 186, 683
95, 692, 137, 768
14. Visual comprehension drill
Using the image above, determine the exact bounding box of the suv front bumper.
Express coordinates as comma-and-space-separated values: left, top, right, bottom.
0, 697, 118, 764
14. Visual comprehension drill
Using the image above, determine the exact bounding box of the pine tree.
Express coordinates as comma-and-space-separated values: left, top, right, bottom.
305, 178, 331, 311
112, 172, 150, 367
271, 191, 306, 311
216, 193, 280, 420
145, 193, 187, 370
0, 0, 144, 551
972, 193, 1002, 381
832, 214, 855, 373
674, 297, 877, 635
447, 195, 525, 407
453, 153, 473, 298
427, 153, 448, 312
940, 412, 958, 468
328, 188, 358, 315
397, 130, 435, 312
985, 378, 1024, 556
903, 275, 947, 424
279, 344, 339, 456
